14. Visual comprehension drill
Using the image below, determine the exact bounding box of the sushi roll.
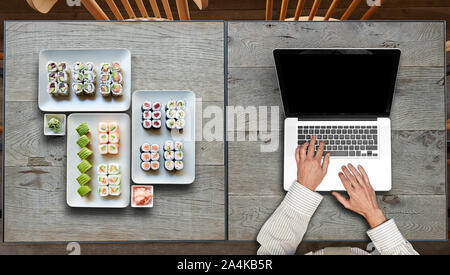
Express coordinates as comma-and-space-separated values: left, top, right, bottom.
100, 73, 111, 84
176, 100, 185, 110
48, 82, 58, 96
107, 143, 119, 155
175, 110, 185, 120
98, 144, 108, 155
100, 84, 111, 96
111, 61, 121, 72
72, 82, 84, 95
108, 132, 120, 143
166, 118, 176, 130
84, 62, 95, 72
57, 82, 69, 96
164, 150, 174, 160
109, 185, 121, 196
76, 122, 90, 136
142, 110, 152, 120
100, 63, 111, 73
77, 147, 93, 160
77, 160, 92, 173
47, 61, 58, 72
150, 144, 159, 153
98, 186, 109, 197
151, 111, 161, 120
174, 160, 184, 171
98, 133, 109, 144
140, 143, 151, 152
150, 161, 160, 170
174, 141, 183, 151
152, 120, 161, 129
142, 101, 152, 111
98, 122, 108, 133
164, 140, 174, 151
174, 150, 184, 161
98, 175, 108, 186
164, 160, 175, 171
108, 163, 120, 175
152, 102, 161, 111
141, 161, 151, 171
76, 173, 91, 186
111, 71, 123, 84
166, 109, 176, 119
83, 71, 95, 83
48, 72, 57, 82
142, 119, 152, 129
76, 135, 90, 147
111, 83, 123, 96
57, 62, 70, 73
166, 100, 176, 110
73, 72, 84, 82
150, 152, 160, 161
141, 152, 151, 162
97, 163, 108, 175
175, 119, 185, 130
78, 185, 91, 197
72, 62, 84, 72
83, 82, 96, 96
108, 122, 119, 132
108, 174, 121, 185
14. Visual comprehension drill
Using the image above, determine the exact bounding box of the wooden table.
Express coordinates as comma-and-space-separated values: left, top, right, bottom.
227, 21, 447, 241
2, 21, 447, 243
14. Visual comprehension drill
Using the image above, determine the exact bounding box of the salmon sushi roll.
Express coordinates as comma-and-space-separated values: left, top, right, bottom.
150, 144, 159, 152
141, 161, 151, 171
150, 161, 160, 170
141, 152, 151, 162
100, 63, 111, 73
111, 83, 123, 96
98, 186, 109, 197
150, 152, 160, 161
141, 143, 151, 152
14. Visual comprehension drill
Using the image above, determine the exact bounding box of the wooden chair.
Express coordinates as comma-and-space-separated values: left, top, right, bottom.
266, 0, 383, 21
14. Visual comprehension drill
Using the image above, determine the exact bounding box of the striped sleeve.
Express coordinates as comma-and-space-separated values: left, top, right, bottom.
256, 182, 323, 255
366, 219, 419, 255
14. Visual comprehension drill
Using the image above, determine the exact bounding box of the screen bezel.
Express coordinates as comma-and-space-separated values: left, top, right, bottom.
273, 48, 401, 118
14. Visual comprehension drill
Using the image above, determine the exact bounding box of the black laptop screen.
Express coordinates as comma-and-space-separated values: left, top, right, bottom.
274, 49, 400, 117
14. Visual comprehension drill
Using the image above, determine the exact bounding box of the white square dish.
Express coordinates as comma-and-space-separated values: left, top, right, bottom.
66, 113, 131, 208
39, 49, 131, 112
44, 113, 66, 136
131, 185, 154, 208
132, 90, 195, 184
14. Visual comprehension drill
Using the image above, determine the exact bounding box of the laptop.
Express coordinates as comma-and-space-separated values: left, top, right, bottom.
274, 48, 401, 191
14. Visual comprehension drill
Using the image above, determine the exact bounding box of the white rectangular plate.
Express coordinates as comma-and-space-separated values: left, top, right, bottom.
132, 90, 195, 184
67, 113, 131, 208
39, 49, 131, 112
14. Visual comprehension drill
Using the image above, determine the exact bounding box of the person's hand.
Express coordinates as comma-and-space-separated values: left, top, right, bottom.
332, 164, 387, 228
295, 136, 330, 191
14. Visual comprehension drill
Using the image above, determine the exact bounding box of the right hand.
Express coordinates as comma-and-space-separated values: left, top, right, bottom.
332, 164, 387, 228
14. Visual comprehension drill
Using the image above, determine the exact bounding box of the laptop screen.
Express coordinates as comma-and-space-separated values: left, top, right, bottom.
274, 49, 400, 117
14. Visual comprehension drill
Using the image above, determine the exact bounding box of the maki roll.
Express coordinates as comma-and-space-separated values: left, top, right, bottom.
166, 118, 176, 130
97, 163, 108, 175
83, 71, 96, 83
164, 160, 174, 171
72, 82, 84, 95
76, 135, 90, 147
142, 110, 152, 120
76, 122, 90, 136
111, 71, 123, 84
150, 144, 159, 152
176, 100, 185, 110
77, 147, 93, 160
108, 185, 121, 196
141, 161, 151, 171
57, 82, 69, 96
98, 133, 109, 144
98, 122, 108, 133
142, 119, 152, 129
141, 152, 151, 162
77, 159, 92, 173
152, 102, 161, 111
166, 109, 176, 119
175, 110, 185, 120
78, 185, 91, 197
164, 151, 174, 160
100, 63, 111, 73
72, 62, 84, 72
83, 82, 96, 96
84, 62, 95, 72
48, 72, 57, 82
108, 174, 121, 185
152, 120, 161, 129
111, 83, 123, 96
141, 143, 151, 152
57, 61, 70, 73
142, 101, 152, 111
98, 175, 108, 186
164, 140, 174, 151
100, 73, 111, 84
47, 61, 58, 72
48, 82, 58, 96
175, 119, 185, 130
108, 163, 120, 175
108, 132, 120, 143
73, 72, 84, 82
107, 143, 119, 155
150, 152, 160, 161
76, 173, 91, 186
151, 111, 161, 120
98, 186, 109, 197
111, 61, 121, 72
150, 161, 160, 170
98, 144, 108, 155
108, 122, 118, 132
100, 84, 111, 96
174, 160, 184, 171
166, 100, 176, 110
174, 141, 183, 151
174, 150, 184, 161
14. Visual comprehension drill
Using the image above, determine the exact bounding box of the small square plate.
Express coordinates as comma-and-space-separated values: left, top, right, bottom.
44, 113, 66, 136
131, 185, 154, 208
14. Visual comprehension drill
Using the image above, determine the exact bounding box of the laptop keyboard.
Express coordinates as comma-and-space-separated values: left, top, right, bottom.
298, 125, 379, 157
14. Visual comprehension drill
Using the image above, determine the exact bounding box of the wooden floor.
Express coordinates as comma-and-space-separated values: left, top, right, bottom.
0, 0, 449, 254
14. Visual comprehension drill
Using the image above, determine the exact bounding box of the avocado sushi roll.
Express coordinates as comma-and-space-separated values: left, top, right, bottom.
164, 150, 174, 160
98, 186, 109, 197
83, 71, 95, 83
77, 147, 93, 160
174, 150, 184, 161
100, 63, 111, 73
72, 62, 84, 72
98, 122, 108, 133
175, 119, 185, 130
166, 119, 176, 130
57, 71, 69, 82
98, 133, 108, 144
107, 143, 119, 155
77, 185, 91, 197
175, 110, 185, 120
176, 100, 185, 110
164, 140, 174, 151
166, 100, 176, 110
76, 122, 90, 136
111, 71, 123, 84
48, 72, 57, 82
108, 132, 120, 143
77, 159, 92, 173
108, 174, 121, 185
111, 83, 123, 96
57, 82, 69, 96
174, 141, 183, 151
108, 163, 120, 175
100, 84, 111, 96
98, 144, 108, 155
111, 61, 121, 72
73, 72, 84, 82
72, 82, 84, 95
47, 61, 57, 72
84, 62, 95, 72
57, 61, 70, 73
98, 175, 108, 186
165, 160, 175, 171
174, 160, 184, 171
108, 122, 118, 132
48, 82, 58, 96
100, 73, 111, 84
76, 135, 90, 148
166, 109, 176, 119
97, 163, 108, 175
83, 82, 95, 96
108, 185, 121, 196
76, 173, 91, 186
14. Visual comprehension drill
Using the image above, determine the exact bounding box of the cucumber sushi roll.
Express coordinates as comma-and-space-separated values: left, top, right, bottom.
77, 147, 93, 160
164, 150, 174, 160
108, 174, 121, 185
150, 152, 160, 161
108, 163, 120, 175
174, 150, 184, 161
100, 73, 111, 84
73, 72, 84, 82
111, 61, 121, 72
174, 160, 184, 171
48, 72, 57, 82
142, 101, 152, 111
78, 185, 91, 197
47, 61, 57, 72
151, 161, 160, 170
176, 100, 185, 110
100, 63, 111, 73
175, 110, 185, 120
76, 135, 90, 147
107, 143, 120, 155
109, 185, 121, 196
153, 102, 161, 111
83, 71, 96, 83
76, 173, 91, 186
166, 119, 176, 130
98, 186, 109, 197
175, 119, 185, 130
166, 109, 176, 119
77, 160, 92, 173
108, 122, 119, 132
98, 133, 108, 144
97, 163, 108, 175
98, 144, 108, 155
83, 82, 95, 96
151, 111, 161, 120
84, 62, 95, 72
150, 144, 159, 152
164, 140, 174, 151
98, 122, 108, 133
57, 61, 70, 73
100, 84, 111, 96
166, 100, 176, 110
174, 141, 183, 151
57, 82, 69, 96
141, 143, 151, 152
111, 71, 123, 84
152, 120, 161, 129
165, 160, 175, 171
141, 153, 151, 162
72, 62, 84, 72
76, 122, 90, 136
48, 82, 58, 96
142, 110, 152, 120
72, 82, 84, 96
142, 119, 152, 129
141, 161, 151, 171
98, 175, 108, 186
111, 83, 123, 96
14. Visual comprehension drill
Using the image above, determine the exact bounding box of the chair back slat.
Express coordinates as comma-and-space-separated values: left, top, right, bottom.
162, 0, 174, 20
81, 0, 110, 20
149, 0, 162, 18
341, 0, 361, 20
279, 0, 289, 21
121, 0, 137, 19
176, 0, 191, 20
293, 0, 305, 20
105, 0, 124, 20
324, 0, 340, 20
135, 0, 149, 18
308, 0, 321, 20
266, 0, 273, 20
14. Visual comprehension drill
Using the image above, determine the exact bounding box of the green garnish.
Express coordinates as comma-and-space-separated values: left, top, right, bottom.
47, 118, 61, 132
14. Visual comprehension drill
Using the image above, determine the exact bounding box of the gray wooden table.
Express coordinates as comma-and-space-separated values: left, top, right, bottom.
227, 21, 447, 241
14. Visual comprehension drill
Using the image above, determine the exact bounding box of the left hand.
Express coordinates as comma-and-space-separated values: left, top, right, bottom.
296, 136, 330, 191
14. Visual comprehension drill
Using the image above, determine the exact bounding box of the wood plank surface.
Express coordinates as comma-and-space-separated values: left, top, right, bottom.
3, 21, 225, 242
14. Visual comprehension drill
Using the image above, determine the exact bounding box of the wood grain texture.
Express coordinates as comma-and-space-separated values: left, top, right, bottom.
229, 194, 447, 241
